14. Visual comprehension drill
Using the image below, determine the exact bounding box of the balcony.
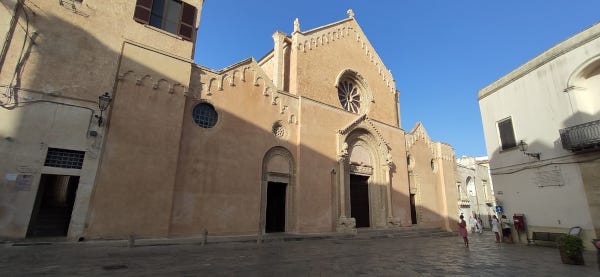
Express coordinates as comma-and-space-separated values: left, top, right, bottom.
560, 119, 600, 151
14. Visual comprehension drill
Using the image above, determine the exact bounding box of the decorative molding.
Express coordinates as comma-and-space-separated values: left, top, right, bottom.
195, 59, 299, 126
339, 115, 390, 148
295, 21, 396, 94
350, 164, 373, 175
336, 216, 356, 233
117, 70, 188, 96
337, 115, 393, 168
478, 22, 600, 100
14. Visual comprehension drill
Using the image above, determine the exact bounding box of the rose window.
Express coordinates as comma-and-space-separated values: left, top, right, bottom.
338, 79, 361, 113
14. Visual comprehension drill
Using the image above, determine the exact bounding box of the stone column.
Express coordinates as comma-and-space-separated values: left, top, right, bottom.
336, 144, 355, 233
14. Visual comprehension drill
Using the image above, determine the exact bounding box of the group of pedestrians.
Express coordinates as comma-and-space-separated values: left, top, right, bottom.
458, 214, 513, 248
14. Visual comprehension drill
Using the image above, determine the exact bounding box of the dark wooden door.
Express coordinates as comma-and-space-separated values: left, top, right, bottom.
350, 174, 370, 228
266, 182, 286, 233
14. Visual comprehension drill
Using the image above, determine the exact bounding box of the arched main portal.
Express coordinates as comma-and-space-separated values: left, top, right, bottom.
336, 127, 396, 232
260, 147, 295, 234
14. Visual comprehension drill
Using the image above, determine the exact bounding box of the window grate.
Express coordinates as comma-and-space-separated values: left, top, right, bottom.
192, 103, 218, 128
44, 148, 85, 169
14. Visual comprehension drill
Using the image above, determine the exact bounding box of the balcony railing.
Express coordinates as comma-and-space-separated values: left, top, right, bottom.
560, 119, 600, 151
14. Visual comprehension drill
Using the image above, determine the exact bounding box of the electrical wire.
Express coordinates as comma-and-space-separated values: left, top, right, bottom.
490, 156, 600, 175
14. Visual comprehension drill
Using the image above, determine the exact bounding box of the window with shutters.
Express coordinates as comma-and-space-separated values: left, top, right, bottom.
498, 117, 517, 150
133, 0, 197, 41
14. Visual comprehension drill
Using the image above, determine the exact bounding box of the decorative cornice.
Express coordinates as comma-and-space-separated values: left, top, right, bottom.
338, 114, 390, 148
405, 122, 455, 161
339, 114, 367, 135
294, 19, 396, 94
117, 70, 188, 95
196, 59, 299, 125
478, 22, 600, 100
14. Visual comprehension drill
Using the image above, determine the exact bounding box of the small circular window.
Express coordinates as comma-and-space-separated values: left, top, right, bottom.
272, 121, 288, 138
192, 103, 218, 128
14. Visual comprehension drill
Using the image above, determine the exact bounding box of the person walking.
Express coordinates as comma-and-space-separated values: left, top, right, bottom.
501, 215, 513, 243
469, 216, 477, 234
491, 215, 500, 243
458, 215, 469, 247
476, 216, 483, 234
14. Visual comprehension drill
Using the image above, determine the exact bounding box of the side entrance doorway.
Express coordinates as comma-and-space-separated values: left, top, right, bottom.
265, 182, 287, 233
350, 174, 370, 228
27, 174, 79, 237
410, 193, 418, 224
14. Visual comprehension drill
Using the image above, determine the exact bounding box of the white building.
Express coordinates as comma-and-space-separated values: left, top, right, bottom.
478, 22, 600, 248
455, 156, 496, 230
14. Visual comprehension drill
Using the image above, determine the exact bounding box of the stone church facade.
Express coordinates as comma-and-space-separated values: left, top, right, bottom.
0, 1, 457, 240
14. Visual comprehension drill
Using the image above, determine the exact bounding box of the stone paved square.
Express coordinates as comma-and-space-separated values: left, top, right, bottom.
1, 232, 598, 276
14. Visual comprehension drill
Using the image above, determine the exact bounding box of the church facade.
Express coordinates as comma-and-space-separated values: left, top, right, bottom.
0, 0, 457, 240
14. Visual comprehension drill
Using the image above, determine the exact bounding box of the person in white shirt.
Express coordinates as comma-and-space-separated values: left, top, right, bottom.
491, 215, 500, 243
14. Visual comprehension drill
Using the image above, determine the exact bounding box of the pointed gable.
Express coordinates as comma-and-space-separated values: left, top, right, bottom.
294, 14, 395, 94
284, 10, 400, 126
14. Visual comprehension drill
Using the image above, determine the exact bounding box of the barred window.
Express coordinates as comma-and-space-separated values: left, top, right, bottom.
44, 148, 85, 169
192, 103, 218, 128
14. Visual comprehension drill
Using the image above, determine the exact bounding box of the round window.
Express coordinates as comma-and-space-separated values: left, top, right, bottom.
337, 79, 361, 113
192, 103, 218, 128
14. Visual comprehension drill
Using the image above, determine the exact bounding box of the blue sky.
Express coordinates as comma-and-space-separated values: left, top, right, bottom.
194, 1, 600, 157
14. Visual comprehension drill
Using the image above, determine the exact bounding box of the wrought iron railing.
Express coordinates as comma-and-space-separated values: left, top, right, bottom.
559, 119, 600, 151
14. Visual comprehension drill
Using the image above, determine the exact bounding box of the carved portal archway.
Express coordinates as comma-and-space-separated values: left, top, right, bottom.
259, 146, 296, 234
335, 116, 400, 232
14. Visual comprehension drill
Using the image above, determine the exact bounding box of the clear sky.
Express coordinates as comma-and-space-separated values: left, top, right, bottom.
194, 1, 600, 157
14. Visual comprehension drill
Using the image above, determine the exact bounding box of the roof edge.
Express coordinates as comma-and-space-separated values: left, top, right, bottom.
478, 21, 600, 101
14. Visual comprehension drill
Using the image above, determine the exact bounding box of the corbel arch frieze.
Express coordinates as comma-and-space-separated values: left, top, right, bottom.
116, 69, 188, 96
295, 20, 396, 94
195, 61, 299, 125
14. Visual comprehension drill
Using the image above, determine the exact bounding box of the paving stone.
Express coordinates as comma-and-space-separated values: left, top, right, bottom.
1, 232, 598, 276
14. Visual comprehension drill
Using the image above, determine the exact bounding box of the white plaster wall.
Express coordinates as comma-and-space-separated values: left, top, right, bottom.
0, 98, 102, 239
479, 24, 600, 237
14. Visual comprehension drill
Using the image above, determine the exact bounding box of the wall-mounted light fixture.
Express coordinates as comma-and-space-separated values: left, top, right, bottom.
95, 92, 112, 126
517, 140, 540, 160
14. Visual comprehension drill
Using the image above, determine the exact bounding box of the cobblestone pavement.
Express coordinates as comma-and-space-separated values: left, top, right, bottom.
1, 232, 598, 276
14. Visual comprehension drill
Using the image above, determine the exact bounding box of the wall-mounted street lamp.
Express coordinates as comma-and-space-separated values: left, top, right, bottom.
95, 92, 112, 126
517, 140, 541, 160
